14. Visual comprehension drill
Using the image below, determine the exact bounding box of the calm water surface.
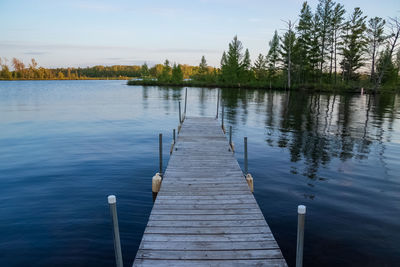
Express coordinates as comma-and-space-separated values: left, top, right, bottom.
0, 80, 399, 266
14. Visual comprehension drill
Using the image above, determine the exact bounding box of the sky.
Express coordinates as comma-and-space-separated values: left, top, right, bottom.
0, 0, 399, 68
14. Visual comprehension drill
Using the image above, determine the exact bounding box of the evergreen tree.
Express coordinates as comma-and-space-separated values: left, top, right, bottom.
296, 2, 314, 83
140, 62, 150, 78
367, 17, 386, 82
376, 46, 397, 85
171, 63, 184, 83
220, 35, 246, 83
159, 59, 172, 82
316, 0, 335, 74
280, 20, 296, 89
253, 54, 267, 80
309, 14, 322, 80
330, 3, 346, 82
241, 49, 252, 81
266, 30, 280, 78
340, 7, 367, 81
375, 17, 400, 91
199, 56, 208, 74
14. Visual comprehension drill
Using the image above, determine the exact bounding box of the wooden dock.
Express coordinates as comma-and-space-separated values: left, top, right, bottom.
133, 117, 287, 266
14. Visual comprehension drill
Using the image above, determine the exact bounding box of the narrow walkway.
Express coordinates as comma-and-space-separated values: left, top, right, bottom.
133, 117, 287, 266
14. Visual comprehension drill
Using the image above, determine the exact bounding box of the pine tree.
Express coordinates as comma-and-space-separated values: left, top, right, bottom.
220, 35, 247, 83
296, 1, 314, 83
330, 3, 345, 82
159, 59, 172, 82
316, 0, 335, 75
171, 63, 183, 83
340, 7, 367, 81
141, 62, 150, 78
280, 20, 296, 89
199, 56, 208, 74
367, 17, 386, 82
309, 14, 321, 80
375, 17, 400, 91
266, 30, 280, 78
253, 54, 267, 80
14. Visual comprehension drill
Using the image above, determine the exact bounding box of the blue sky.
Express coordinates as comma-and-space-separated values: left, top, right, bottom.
0, 0, 399, 68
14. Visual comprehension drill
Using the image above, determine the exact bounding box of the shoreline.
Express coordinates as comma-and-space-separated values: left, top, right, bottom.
126, 80, 400, 94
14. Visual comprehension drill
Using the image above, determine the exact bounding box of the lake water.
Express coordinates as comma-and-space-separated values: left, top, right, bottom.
0, 80, 399, 266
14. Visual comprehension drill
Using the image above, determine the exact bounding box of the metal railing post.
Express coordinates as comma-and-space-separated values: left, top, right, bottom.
229, 126, 232, 146
184, 88, 187, 115
216, 90, 220, 118
221, 102, 224, 130
244, 137, 248, 175
178, 101, 182, 124
159, 133, 162, 176
296, 205, 306, 267
108, 195, 123, 267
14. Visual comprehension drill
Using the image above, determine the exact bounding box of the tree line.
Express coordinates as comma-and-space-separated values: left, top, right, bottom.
0, 58, 146, 80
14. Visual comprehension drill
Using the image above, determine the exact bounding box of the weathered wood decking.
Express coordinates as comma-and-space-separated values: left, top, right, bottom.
133, 117, 287, 266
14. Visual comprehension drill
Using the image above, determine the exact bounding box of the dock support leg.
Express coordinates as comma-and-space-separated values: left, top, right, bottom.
221, 103, 225, 133
170, 129, 176, 155
159, 133, 163, 176
296, 205, 306, 267
244, 137, 248, 175
229, 126, 235, 152
216, 90, 220, 119
178, 101, 182, 124
108, 195, 123, 267
184, 88, 187, 119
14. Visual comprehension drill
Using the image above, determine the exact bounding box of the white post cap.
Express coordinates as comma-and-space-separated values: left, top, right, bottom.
298, 205, 306, 214
108, 195, 116, 204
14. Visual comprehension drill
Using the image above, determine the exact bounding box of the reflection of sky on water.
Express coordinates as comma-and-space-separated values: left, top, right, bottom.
0, 81, 399, 267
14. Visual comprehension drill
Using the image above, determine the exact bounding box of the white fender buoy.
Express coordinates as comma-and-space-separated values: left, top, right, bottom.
246, 173, 254, 192
152, 173, 162, 193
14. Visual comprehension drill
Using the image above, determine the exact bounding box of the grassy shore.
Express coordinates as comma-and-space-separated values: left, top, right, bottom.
127, 79, 399, 93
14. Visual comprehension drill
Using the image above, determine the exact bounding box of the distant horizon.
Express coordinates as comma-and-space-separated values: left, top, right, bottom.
1, 0, 399, 68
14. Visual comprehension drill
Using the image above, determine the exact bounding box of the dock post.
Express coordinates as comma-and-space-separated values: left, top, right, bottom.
296, 205, 306, 267
221, 102, 225, 133
178, 101, 182, 124
229, 126, 232, 147
184, 88, 187, 118
107, 195, 123, 267
170, 129, 176, 155
159, 133, 163, 176
244, 137, 248, 175
216, 90, 220, 119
